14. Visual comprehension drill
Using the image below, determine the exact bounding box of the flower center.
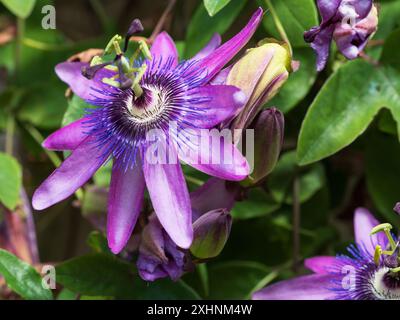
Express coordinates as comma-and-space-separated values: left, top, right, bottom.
125, 85, 169, 125
371, 267, 400, 300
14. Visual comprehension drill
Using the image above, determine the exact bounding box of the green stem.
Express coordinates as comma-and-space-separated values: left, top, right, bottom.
14, 18, 25, 82
5, 115, 15, 155
264, 0, 293, 56
197, 264, 209, 298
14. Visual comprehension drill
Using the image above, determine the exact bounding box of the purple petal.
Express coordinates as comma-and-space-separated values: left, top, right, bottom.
354, 208, 387, 255
177, 129, 250, 181
193, 8, 263, 82
142, 148, 193, 249
308, 24, 335, 72
55, 62, 116, 101
42, 118, 86, 151
107, 160, 145, 254
32, 137, 106, 210
150, 31, 178, 69
350, 0, 373, 20
190, 178, 239, 217
316, 0, 341, 22
192, 33, 221, 61
252, 274, 336, 300
304, 256, 336, 274
187, 85, 246, 129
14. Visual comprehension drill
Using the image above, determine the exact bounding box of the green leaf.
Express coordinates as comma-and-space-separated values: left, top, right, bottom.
270, 48, 317, 113
1, 0, 36, 18
0, 152, 22, 210
207, 261, 272, 299
297, 61, 386, 165
231, 188, 280, 219
204, 0, 231, 16
0, 249, 53, 300
56, 253, 140, 299
56, 253, 200, 299
259, 0, 318, 48
185, 0, 246, 58
366, 132, 400, 226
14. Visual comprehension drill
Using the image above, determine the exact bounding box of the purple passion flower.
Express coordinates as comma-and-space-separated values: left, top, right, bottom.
253, 208, 400, 300
32, 9, 264, 254
305, 0, 378, 71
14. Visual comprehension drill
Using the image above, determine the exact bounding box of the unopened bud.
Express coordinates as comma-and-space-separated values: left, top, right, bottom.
190, 209, 232, 259
227, 41, 291, 140
249, 108, 284, 183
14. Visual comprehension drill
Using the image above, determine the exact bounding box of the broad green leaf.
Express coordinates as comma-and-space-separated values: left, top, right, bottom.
0, 249, 53, 300
185, 0, 246, 58
366, 132, 400, 225
231, 188, 280, 219
0, 152, 22, 210
258, 0, 318, 47
207, 261, 271, 299
56, 253, 141, 299
297, 61, 388, 165
204, 0, 231, 16
56, 253, 200, 299
270, 48, 317, 113
1, 0, 36, 18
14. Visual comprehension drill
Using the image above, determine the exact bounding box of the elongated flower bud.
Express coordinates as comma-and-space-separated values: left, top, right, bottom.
249, 108, 284, 183
137, 214, 187, 282
227, 41, 291, 142
190, 209, 232, 259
